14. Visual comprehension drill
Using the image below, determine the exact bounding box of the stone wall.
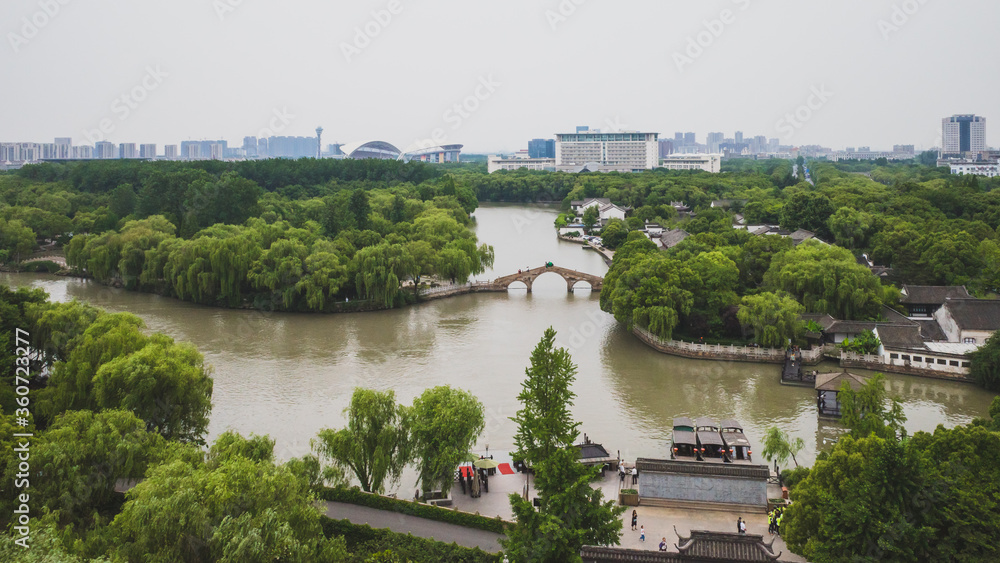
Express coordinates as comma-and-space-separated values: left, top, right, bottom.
635, 459, 768, 509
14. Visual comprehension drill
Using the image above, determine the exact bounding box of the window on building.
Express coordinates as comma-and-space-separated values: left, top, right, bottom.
961, 362, 971, 368
889, 353, 899, 360
913, 356, 923, 363
902, 355, 910, 361
963, 338, 977, 344
937, 359, 947, 365
950, 361, 960, 367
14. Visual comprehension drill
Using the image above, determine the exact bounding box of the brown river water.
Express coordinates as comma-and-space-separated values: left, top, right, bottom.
3, 203, 994, 487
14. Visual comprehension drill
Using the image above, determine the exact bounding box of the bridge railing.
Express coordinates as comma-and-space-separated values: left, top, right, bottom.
418, 281, 495, 295
634, 327, 822, 362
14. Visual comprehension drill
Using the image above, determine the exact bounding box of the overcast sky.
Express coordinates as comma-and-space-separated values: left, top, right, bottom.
3, 0, 998, 153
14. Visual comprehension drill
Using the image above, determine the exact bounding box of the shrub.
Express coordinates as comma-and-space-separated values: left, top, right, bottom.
318, 486, 510, 535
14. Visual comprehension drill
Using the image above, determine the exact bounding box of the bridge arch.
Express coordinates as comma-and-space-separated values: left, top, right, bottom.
491, 265, 603, 293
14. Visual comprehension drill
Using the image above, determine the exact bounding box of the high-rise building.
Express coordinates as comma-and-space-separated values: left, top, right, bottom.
316, 127, 323, 159
658, 139, 674, 158
674, 132, 684, 145
73, 145, 93, 159
267, 136, 318, 159
576, 125, 589, 133
118, 143, 137, 159
528, 138, 556, 159
41, 143, 57, 159
140, 144, 157, 159
95, 141, 116, 159
555, 130, 659, 171
54, 137, 72, 159
684, 132, 696, 146
942, 114, 986, 157
184, 143, 200, 160
243, 136, 258, 158
707, 132, 724, 153
735, 131, 744, 144
257, 138, 268, 158
164, 145, 178, 159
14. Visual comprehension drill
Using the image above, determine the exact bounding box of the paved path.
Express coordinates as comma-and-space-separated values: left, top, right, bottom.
324, 501, 504, 553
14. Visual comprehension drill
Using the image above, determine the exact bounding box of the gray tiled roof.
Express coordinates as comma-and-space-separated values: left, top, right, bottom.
659, 229, 690, 249
582, 529, 786, 562
875, 325, 926, 350
900, 285, 971, 304
944, 299, 1000, 331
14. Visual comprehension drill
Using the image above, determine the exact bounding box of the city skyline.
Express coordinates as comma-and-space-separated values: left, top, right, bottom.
2, 1, 998, 153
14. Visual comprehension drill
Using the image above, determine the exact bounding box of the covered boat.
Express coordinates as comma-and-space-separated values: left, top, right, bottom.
720, 419, 753, 463
670, 417, 698, 460
695, 417, 726, 462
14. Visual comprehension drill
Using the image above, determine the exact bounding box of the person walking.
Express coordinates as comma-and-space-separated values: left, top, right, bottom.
640, 525, 645, 542
619, 463, 626, 486
768, 511, 775, 535
776, 511, 783, 535
659, 537, 667, 551
739, 519, 746, 535
631, 465, 638, 485
737, 517, 743, 534
631, 510, 637, 531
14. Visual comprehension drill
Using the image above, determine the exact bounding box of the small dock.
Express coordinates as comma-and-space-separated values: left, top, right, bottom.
780, 348, 816, 386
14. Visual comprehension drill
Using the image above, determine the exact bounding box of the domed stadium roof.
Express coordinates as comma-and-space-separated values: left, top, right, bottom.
340, 140, 402, 160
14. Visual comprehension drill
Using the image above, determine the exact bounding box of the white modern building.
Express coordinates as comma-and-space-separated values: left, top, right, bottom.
487, 155, 555, 174
660, 153, 722, 173
140, 144, 157, 159
555, 129, 658, 172
949, 160, 999, 177
942, 114, 986, 157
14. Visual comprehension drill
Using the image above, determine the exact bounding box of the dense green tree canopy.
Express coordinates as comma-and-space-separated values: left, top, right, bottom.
314, 388, 410, 494
407, 386, 485, 497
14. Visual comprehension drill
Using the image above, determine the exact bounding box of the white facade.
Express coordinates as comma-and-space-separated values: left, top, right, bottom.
119, 143, 137, 159
140, 144, 157, 159
660, 153, 722, 173
942, 114, 986, 155
487, 155, 555, 173
950, 161, 998, 177
555, 131, 658, 170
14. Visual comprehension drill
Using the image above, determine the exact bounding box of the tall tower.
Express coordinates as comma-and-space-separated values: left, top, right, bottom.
316, 126, 323, 159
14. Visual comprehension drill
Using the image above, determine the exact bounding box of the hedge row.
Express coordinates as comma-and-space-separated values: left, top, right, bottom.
321, 517, 501, 563
318, 486, 510, 535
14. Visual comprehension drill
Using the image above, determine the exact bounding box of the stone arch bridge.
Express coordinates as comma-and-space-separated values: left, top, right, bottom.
492, 265, 603, 293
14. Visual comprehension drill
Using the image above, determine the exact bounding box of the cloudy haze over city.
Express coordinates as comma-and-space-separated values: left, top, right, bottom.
2, 0, 999, 152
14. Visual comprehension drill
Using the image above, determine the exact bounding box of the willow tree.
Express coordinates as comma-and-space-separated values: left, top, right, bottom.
314, 388, 410, 494
737, 291, 805, 348
354, 243, 415, 308
407, 386, 484, 498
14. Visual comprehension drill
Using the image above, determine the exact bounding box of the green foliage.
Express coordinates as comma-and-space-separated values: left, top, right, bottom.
317, 487, 509, 535
838, 330, 882, 355
0, 218, 37, 263
838, 373, 907, 440
598, 218, 628, 249
503, 328, 624, 561
785, 425, 1000, 562
737, 292, 804, 347
760, 426, 805, 468
320, 518, 499, 563
581, 206, 599, 233
112, 441, 349, 563
969, 331, 1000, 391
764, 241, 896, 320
314, 388, 411, 494
407, 386, 485, 497
92, 339, 213, 444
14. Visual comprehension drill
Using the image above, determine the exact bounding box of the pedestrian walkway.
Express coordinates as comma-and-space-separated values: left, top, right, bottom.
324, 501, 504, 553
